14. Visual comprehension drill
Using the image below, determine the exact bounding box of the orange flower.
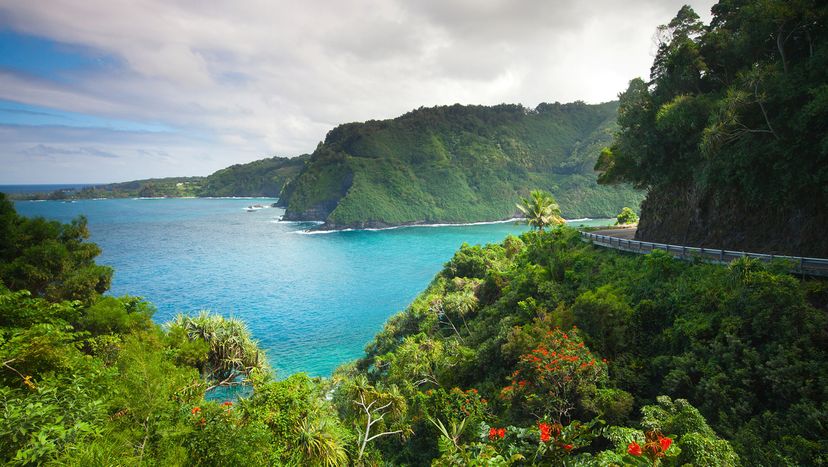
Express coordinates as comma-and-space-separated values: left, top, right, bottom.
538, 422, 552, 442
628, 441, 642, 456
497, 428, 506, 438
222, 401, 233, 407
563, 444, 573, 452
191, 407, 201, 415
659, 436, 672, 452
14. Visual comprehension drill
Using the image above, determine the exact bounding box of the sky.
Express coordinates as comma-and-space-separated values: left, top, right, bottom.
0, 0, 715, 184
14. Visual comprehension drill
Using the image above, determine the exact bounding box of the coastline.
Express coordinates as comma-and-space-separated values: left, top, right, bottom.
293, 216, 610, 234
10, 195, 280, 202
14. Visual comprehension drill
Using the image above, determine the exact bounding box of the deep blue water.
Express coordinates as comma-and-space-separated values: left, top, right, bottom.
13, 198, 610, 377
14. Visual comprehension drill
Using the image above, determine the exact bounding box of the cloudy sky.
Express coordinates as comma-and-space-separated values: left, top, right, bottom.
0, 0, 715, 184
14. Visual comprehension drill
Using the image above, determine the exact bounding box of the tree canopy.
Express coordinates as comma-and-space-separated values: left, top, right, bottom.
596, 1, 828, 255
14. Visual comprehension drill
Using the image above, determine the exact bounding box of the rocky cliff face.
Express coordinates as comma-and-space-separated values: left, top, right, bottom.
636, 183, 828, 258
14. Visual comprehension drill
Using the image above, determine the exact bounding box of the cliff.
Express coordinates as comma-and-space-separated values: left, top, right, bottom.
279, 102, 643, 228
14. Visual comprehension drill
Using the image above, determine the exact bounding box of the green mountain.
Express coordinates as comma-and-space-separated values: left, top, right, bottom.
279, 102, 643, 229
12, 155, 308, 200
196, 155, 309, 197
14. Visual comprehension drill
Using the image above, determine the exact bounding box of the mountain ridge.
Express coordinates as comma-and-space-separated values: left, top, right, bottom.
280, 101, 642, 229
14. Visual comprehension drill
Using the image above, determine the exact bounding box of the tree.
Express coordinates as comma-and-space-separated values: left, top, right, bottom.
516, 190, 565, 231
0, 193, 112, 303
502, 327, 608, 423
334, 375, 408, 462
615, 207, 639, 225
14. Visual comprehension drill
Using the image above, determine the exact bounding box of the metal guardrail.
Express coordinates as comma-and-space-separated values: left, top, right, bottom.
580, 232, 828, 277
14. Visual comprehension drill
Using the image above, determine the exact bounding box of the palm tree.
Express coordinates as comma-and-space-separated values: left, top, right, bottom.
516, 190, 564, 231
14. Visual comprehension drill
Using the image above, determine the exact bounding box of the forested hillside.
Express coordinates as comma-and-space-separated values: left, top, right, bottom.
596, 2, 828, 256
3, 183, 826, 464
10, 190, 826, 465
279, 102, 643, 229
340, 227, 827, 465
12, 156, 308, 200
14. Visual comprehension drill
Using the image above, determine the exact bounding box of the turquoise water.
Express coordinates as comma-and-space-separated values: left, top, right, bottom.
13, 198, 611, 377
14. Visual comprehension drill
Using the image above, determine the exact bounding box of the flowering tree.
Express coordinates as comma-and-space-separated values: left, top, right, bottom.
626, 431, 676, 466
501, 327, 607, 422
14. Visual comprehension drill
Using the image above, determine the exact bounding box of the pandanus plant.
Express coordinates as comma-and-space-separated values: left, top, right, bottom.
169, 312, 265, 389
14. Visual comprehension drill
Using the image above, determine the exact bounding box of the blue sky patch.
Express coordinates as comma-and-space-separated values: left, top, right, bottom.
0, 30, 119, 82
0, 99, 173, 133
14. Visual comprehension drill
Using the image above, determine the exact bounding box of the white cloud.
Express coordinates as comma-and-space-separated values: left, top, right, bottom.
0, 0, 715, 183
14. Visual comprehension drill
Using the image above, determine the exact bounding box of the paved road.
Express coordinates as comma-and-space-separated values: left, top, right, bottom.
590, 227, 636, 240
581, 230, 828, 277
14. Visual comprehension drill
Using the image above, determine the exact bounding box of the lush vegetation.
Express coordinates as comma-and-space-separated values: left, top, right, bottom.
595, 1, 828, 256
615, 207, 639, 225
279, 102, 643, 228
4, 182, 827, 465
10, 156, 308, 201
346, 227, 826, 465
4, 2, 826, 464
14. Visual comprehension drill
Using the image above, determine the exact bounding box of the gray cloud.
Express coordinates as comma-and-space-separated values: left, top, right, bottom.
0, 0, 716, 183
22, 144, 121, 159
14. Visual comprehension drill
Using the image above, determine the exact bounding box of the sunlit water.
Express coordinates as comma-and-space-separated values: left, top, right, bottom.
13, 198, 611, 377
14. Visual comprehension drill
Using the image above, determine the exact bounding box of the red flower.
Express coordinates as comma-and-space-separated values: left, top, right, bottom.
538, 422, 552, 442
222, 401, 233, 407
660, 436, 672, 452
191, 407, 201, 415
497, 428, 506, 439
489, 427, 498, 440
628, 442, 642, 456
563, 444, 573, 452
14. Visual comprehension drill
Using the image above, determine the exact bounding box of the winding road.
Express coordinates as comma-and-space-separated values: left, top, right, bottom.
581, 227, 828, 277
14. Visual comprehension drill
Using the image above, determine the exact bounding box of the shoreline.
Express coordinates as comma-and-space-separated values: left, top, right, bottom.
292, 217, 611, 234
11, 195, 280, 201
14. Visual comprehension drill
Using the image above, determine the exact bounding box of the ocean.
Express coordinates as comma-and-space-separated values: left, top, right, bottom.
12, 197, 611, 377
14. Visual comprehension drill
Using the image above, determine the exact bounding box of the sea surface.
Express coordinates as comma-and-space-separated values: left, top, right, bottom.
13, 197, 611, 377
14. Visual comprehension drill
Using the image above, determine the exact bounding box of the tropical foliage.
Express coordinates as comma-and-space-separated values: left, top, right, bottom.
3, 173, 826, 465
0, 194, 111, 303
350, 226, 826, 465
3, 2, 826, 465
615, 207, 639, 225
516, 190, 565, 231
596, 1, 828, 256
168, 312, 266, 389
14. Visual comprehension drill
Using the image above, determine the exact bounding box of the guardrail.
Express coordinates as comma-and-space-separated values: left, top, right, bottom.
580, 232, 828, 277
